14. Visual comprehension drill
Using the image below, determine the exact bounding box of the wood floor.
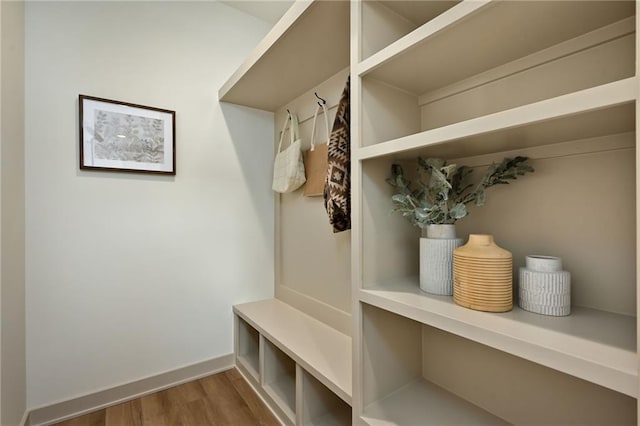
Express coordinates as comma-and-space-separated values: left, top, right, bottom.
53, 368, 279, 426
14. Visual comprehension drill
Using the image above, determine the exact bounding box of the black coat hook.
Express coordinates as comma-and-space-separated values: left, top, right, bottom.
314, 92, 326, 104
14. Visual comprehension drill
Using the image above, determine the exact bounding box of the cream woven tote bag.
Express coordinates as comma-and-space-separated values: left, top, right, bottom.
272, 112, 306, 193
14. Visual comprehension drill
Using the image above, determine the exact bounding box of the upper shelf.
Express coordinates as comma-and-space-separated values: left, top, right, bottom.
358, 0, 635, 96
218, 0, 350, 111
355, 78, 636, 161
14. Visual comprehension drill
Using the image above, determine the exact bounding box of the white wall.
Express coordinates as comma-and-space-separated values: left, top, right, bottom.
1, 0, 26, 424
25, 1, 274, 409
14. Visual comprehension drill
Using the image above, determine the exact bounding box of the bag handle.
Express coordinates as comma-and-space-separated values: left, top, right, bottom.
310, 102, 330, 152
277, 112, 300, 153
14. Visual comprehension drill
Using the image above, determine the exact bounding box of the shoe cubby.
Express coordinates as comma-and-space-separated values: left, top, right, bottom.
299, 370, 351, 426
233, 300, 352, 425
263, 338, 297, 423
236, 316, 260, 382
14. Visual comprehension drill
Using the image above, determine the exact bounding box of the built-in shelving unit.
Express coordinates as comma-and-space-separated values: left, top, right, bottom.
352, 0, 638, 424
360, 303, 510, 425
233, 299, 352, 425
222, 0, 639, 424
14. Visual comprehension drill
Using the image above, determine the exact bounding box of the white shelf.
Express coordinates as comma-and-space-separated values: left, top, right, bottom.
218, 0, 350, 111
362, 379, 509, 426
358, 0, 634, 95
355, 78, 636, 161
233, 299, 352, 404
360, 277, 637, 397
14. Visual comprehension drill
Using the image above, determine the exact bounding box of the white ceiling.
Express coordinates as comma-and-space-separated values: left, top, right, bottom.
220, 0, 294, 25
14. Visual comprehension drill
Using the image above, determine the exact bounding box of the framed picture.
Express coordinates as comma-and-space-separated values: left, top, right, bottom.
79, 95, 176, 175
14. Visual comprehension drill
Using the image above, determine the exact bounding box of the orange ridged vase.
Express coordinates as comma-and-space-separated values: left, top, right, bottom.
453, 234, 513, 312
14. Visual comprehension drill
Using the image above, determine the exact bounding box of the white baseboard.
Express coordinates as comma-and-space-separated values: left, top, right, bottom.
27, 353, 234, 426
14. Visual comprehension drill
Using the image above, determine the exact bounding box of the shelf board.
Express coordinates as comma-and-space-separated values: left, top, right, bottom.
234, 299, 352, 404
218, 0, 350, 111
358, 0, 634, 96
362, 379, 509, 425
355, 78, 636, 161
360, 277, 637, 397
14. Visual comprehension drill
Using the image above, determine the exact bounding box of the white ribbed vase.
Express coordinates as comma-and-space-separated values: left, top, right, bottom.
519, 255, 571, 316
420, 224, 463, 296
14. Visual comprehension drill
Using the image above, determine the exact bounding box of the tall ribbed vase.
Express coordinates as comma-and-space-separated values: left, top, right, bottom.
420, 224, 463, 296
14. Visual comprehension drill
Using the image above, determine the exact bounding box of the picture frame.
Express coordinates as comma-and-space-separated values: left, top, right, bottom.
79, 95, 176, 175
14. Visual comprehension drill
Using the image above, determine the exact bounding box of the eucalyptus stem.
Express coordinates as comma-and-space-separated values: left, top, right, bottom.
387, 156, 534, 227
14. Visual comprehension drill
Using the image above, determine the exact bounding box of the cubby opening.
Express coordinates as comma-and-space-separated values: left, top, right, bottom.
236, 317, 260, 381
362, 138, 637, 316
300, 370, 351, 426
361, 303, 508, 425
263, 339, 297, 423
361, 303, 637, 424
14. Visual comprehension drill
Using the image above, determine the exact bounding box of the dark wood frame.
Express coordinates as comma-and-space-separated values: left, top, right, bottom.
79, 94, 176, 175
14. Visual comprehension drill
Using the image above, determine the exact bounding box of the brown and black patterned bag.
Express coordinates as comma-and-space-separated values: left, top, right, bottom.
323, 77, 350, 233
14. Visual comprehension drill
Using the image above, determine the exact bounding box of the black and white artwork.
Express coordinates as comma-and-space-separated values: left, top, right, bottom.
79, 95, 176, 175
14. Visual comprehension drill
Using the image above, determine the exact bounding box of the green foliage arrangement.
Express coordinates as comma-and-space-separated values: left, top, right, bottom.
386, 156, 534, 228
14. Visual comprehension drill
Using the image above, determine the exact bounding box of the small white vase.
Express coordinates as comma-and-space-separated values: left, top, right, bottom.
420, 224, 463, 296
519, 255, 571, 316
